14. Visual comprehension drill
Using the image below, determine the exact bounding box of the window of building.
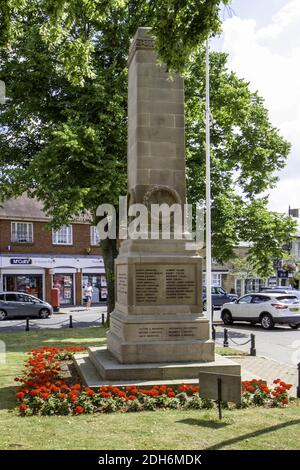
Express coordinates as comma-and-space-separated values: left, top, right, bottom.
294, 240, 300, 258
245, 278, 264, 294
11, 222, 33, 243
90, 226, 100, 246
52, 225, 73, 245
203, 273, 222, 287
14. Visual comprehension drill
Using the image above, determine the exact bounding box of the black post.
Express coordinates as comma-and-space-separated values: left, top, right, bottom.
212, 306, 215, 339
250, 334, 256, 356
69, 314, 73, 329
101, 313, 105, 325
217, 377, 222, 420
297, 363, 300, 399
212, 326, 216, 341
223, 328, 229, 348
25, 317, 30, 332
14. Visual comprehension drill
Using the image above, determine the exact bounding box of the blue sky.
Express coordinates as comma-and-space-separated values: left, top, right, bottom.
211, 0, 300, 213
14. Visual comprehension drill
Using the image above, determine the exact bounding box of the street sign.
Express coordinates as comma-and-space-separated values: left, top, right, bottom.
199, 370, 241, 419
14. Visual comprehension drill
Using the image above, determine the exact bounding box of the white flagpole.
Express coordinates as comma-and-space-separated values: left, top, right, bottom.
205, 39, 212, 340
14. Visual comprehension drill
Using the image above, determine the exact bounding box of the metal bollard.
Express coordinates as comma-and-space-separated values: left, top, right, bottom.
25, 317, 30, 332
223, 328, 229, 348
101, 313, 105, 325
297, 363, 300, 399
250, 333, 256, 356
69, 315, 73, 329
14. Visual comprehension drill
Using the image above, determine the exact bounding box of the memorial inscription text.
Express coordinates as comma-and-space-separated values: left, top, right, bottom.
135, 264, 196, 305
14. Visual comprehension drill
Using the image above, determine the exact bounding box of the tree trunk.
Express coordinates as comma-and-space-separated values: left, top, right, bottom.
101, 238, 118, 322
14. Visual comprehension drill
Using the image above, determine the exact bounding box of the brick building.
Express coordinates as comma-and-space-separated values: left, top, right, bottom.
0, 194, 106, 306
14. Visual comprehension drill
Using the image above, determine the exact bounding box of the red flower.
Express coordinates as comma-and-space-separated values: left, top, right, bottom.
168, 391, 176, 398
74, 405, 84, 414
40, 392, 50, 400
19, 403, 28, 412
57, 393, 66, 400
16, 392, 25, 399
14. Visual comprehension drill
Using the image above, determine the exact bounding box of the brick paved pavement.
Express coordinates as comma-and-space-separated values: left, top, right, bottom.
233, 355, 298, 397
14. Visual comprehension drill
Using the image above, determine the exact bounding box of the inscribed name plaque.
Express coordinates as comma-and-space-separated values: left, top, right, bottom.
135, 264, 196, 305
116, 265, 128, 305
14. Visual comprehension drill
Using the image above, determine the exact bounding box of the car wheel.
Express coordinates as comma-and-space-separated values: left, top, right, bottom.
260, 313, 274, 330
39, 308, 50, 319
0, 309, 7, 321
222, 310, 233, 325
289, 323, 300, 330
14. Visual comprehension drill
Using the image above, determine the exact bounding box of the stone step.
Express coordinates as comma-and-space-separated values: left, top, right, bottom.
74, 346, 242, 384
88, 346, 241, 381
74, 353, 201, 388
74, 352, 259, 389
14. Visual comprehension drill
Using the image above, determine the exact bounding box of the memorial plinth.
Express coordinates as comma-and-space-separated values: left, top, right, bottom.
74, 27, 241, 385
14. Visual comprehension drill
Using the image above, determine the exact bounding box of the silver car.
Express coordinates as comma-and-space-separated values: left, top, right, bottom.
0, 292, 53, 320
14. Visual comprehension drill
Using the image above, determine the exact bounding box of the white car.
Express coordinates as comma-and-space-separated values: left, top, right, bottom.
221, 292, 300, 330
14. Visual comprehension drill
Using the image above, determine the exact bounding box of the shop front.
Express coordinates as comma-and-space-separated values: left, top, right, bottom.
0, 254, 106, 306
3, 274, 43, 299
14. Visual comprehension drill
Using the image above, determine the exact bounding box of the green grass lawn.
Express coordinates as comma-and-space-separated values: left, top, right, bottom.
1, 326, 300, 450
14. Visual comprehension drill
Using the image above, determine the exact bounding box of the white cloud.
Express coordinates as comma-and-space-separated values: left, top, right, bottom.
257, 0, 300, 40
221, 0, 300, 211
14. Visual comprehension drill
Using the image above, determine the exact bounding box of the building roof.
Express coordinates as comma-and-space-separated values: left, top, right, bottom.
0, 194, 92, 223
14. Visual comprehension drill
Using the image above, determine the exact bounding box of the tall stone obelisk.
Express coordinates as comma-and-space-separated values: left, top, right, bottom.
106, 27, 214, 366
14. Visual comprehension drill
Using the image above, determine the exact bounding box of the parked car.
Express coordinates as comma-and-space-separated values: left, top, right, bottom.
221, 292, 300, 330
0, 292, 53, 320
260, 287, 300, 300
202, 287, 238, 310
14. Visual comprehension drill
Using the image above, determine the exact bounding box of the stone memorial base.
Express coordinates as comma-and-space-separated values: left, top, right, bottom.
107, 239, 214, 364
74, 347, 241, 388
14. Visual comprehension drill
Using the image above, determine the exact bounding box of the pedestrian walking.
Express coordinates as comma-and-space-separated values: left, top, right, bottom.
84, 283, 93, 310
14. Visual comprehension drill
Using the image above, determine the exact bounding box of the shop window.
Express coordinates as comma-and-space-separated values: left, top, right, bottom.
90, 226, 100, 246
11, 222, 33, 243
52, 225, 73, 245
82, 274, 107, 303
3, 275, 43, 299
53, 274, 73, 305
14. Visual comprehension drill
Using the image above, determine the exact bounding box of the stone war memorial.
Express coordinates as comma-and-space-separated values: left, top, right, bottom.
75, 27, 241, 386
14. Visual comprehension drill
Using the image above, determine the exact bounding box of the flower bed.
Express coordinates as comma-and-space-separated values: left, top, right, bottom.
14, 347, 293, 416
242, 379, 292, 407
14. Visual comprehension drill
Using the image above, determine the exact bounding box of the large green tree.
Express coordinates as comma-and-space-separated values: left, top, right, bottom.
0, 1, 296, 312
